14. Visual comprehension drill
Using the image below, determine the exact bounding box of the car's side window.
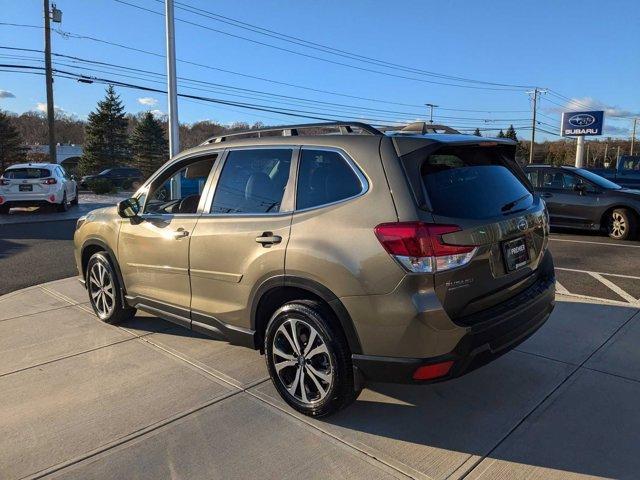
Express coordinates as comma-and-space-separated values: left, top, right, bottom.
525, 170, 539, 188
542, 171, 573, 190
210, 149, 292, 214
144, 155, 217, 215
296, 149, 363, 210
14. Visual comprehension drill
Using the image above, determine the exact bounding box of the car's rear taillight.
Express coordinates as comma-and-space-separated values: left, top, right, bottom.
42, 178, 57, 185
374, 222, 476, 273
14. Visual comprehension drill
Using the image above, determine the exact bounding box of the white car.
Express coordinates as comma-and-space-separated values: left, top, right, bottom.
0, 163, 78, 214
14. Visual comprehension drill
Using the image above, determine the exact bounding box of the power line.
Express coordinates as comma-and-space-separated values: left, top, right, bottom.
153, 0, 538, 89
0, 22, 535, 113
0, 46, 533, 124
111, 0, 527, 91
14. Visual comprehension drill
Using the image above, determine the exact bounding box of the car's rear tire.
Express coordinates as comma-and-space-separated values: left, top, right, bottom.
607, 208, 636, 240
70, 188, 79, 205
264, 300, 361, 417
0, 205, 9, 214
57, 192, 69, 212
86, 252, 136, 324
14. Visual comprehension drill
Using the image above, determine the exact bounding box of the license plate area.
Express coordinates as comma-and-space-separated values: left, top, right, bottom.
502, 236, 529, 272
19, 184, 33, 192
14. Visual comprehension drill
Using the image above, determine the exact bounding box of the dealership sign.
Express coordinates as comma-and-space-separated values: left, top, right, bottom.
561, 110, 604, 136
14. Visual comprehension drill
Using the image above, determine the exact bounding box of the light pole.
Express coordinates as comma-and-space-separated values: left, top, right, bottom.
526, 88, 546, 164
631, 118, 637, 156
425, 103, 438, 124
165, 0, 180, 157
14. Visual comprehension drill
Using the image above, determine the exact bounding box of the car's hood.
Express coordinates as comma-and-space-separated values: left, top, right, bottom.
615, 188, 640, 199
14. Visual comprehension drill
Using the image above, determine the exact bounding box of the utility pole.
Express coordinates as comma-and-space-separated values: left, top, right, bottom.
425, 103, 438, 124
527, 88, 546, 164
631, 118, 637, 156
165, 0, 180, 157
43, 0, 61, 163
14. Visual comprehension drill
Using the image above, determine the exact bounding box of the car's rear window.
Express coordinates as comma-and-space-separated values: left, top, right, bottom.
3, 168, 51, 179
420, 146, 532, 219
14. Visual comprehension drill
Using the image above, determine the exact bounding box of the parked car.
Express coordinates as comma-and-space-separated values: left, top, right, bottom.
0, 163, 78, 213
586, 155, 640, 189
74, 122, 555, 417
524, 164, 640, 240
80, 167, 143, 189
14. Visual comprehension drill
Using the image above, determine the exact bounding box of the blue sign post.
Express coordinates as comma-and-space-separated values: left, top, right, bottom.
561, 110, 604, 136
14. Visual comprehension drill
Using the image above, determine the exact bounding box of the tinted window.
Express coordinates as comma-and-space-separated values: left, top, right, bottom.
575, 168, 621, 190
211, 149, 292, 214
525, 169, 539, 188
296, 149, 362, 210
4, 168, 51, 179
420, 146, 532, 219
144, 156, 216, 214
542, 171, 581, 190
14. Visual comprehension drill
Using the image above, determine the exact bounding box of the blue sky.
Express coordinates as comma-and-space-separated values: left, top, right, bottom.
1, 0, 638, 140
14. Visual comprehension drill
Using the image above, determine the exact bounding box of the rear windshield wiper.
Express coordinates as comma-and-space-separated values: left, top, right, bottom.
501, 193, 530, 213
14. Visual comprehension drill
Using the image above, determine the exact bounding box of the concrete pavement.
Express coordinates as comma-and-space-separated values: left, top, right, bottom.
1, 278, 639, 479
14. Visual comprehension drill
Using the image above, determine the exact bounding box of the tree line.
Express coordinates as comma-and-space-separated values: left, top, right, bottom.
0, 85, 636, 174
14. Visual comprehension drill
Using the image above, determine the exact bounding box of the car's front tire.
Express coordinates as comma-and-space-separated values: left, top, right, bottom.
607, 208, 636, 240
264, 300, 361, 417
86, 252, 136, 324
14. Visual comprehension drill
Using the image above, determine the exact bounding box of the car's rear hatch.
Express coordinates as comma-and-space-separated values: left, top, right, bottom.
393, 136, 549, 322
1, 167, 53, 195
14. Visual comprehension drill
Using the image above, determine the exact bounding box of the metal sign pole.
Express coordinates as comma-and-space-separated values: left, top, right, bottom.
575, 135, 585, 167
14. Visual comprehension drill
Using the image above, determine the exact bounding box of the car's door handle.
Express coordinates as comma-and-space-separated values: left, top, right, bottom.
255, 232, 282, 246
541, 192, 553, 198
173, 228, 189, 239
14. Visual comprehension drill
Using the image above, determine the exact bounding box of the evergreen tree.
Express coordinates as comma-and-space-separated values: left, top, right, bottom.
131, 112, 169, 178
0, 110, 26, 172
497, 129, 505, 138
505, 124, 518, 141
473, 128, 482, 137
79, 85, 129, 175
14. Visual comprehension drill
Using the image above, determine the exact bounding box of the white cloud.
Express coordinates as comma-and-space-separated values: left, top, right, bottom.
150, 109, 166, 119
138, 97, 158, 106
36, 102, 65, 114
0, 90, 15, 99
547, 97, 638, 119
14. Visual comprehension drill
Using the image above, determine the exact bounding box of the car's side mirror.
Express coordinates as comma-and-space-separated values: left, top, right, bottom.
117, 197, 141, 218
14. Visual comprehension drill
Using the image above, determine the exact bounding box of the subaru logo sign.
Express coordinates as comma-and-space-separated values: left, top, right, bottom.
517, 218, 528, 232
561, 110, 604, 137
568, 114, 596, 127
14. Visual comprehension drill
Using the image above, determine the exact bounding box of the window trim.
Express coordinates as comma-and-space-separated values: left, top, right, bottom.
293, 146, 369, 213
137, 150, 223, 217
202, 145, 298, 217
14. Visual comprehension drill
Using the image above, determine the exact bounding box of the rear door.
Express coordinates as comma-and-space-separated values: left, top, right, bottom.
188, 147, 296, 333
407, 143, 548, 319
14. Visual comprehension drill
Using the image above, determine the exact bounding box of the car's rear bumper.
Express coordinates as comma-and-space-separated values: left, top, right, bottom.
0, 192, 62, 206
352, 271, 555, 384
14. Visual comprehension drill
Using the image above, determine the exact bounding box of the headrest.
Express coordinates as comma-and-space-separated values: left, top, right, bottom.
184, 159, 214, 179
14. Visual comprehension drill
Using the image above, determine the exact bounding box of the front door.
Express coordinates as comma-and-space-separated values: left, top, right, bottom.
539, 169, 596, 227
118, 155, 218, 320
189, 147, 296, 335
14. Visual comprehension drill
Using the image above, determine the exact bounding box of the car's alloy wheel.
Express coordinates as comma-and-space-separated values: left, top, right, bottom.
609, 211, 626, 239
57, 192, 68, 212
272, 318, 333, 404
88, 261, 115, 320
264, 300, 361, 417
